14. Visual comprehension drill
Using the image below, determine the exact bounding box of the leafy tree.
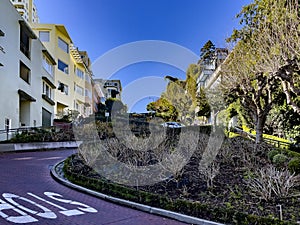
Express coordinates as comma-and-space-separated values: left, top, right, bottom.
146, 98, 178, 121
147, 66, 198, 124
266, 101, 300, 143
223, 0, 299, 144
228, 0, 300, 114
196, 87, 211, 118
221, 41, 282, 144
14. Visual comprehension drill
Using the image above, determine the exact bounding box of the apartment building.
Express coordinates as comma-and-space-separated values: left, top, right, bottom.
94, 79, 122, 100
0, 0, 56, 140
10, 0, 39, 23
196, 48, 228, 90
30, 23, 94, 118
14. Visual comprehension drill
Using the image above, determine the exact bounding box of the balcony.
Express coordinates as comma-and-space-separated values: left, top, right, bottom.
197, 69, 214, 88
70, 44, 83, 64
205, 65, 222, 89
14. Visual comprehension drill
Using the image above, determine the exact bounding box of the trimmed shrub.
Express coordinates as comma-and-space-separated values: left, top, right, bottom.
288, 157, 300, 175
267, 149, 280, 161
272, 154, 289, 167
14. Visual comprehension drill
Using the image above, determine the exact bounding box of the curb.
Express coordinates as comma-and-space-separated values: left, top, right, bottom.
0, 141, 81, 153
51, 160, 224, 225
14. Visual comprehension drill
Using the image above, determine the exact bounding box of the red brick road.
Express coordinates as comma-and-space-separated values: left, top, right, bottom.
0, 149, 188, 225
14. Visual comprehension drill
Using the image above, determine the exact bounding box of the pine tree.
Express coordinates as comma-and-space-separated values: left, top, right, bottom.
199, 40, 216, 64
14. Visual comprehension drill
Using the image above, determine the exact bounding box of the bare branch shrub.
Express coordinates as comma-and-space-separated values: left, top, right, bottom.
78, 142, 101, 167
198, 162, 220, 188
246, 165, 300, 201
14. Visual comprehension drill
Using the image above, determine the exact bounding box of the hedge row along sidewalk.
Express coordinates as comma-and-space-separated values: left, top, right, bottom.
56, 155, 298, 225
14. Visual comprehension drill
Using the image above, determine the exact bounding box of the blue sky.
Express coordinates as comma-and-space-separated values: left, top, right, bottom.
35, 0, 252, 112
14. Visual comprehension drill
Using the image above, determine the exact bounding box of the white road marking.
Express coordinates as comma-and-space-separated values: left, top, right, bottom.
0, 199, 38, 223
12, 157, 34, 161
44, 192, 98, 214
3, 193, 57, 219
27, 192, 67, 210
0, 191, 98, 223
36, 157, 63, 161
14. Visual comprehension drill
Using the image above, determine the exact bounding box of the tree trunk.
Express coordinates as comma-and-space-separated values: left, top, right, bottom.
211, 110, 217, 132
255, 115, 265, 145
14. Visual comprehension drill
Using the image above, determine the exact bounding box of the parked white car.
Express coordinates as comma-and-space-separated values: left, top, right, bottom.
160, 122, 185, 128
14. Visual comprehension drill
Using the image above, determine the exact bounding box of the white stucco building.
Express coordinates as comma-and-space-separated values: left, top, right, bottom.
10, 0, 39, 23
0, 0, 56, 140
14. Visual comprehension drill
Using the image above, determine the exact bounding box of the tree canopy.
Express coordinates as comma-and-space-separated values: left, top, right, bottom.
221, 0, 300, 144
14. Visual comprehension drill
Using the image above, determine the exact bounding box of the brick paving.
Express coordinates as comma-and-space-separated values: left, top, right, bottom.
0, 149, 188, 225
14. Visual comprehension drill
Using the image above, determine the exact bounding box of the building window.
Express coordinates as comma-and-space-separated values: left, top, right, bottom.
42, 55, 53, 76
42, 82, 52, 99
42, 108, 52, 127
58, 81, 68, 95
20, 25, 30, 58
74, 101, 80, 111
74, 84, 84, 96
58, 59, 68, 74
85, 89, 92, 98
75, 68, 84, 79
85, 74, 91, 84
19, 61, 30, 84
39, 31, 49, 42
58, 37, 69, 53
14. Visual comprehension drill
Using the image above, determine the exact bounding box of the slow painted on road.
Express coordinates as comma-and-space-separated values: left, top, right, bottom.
0, 149, 188, 225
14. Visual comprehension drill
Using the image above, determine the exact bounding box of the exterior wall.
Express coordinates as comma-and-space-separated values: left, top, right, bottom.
92, 80, 105, 113
0, 0, 21, 134
30, 24, 94, 119
73, 62, 86, 116
10, 0, 39, 23
0, 0, 55, 140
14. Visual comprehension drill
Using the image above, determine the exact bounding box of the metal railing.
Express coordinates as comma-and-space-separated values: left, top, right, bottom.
232, 127, 291, 149
0, 125, 74, 142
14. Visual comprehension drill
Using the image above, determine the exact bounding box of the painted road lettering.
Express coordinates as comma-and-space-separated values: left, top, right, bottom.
0, 199, 37, 223
44, 192, 98, 213
3, 193, 57, 219
0, 192, 97, 224
28, 192, 85, 216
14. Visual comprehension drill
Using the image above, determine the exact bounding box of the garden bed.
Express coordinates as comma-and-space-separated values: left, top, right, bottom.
64, 127, 300, 225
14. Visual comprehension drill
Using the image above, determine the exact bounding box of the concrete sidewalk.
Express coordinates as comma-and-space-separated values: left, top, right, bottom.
0, 141, 81, 152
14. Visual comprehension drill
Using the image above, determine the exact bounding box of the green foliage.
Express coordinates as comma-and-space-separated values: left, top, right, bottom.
268, 149, 280, 161
224, 0, 300, 143
288, 157, 300, 174
54, 109, 79, 123
265, 101, 300, 141
196, 87, 211, 118
272, 154, 289, 167
9, 127, 74, 143
146, 97, 178, 121
199, 40, 216, 64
